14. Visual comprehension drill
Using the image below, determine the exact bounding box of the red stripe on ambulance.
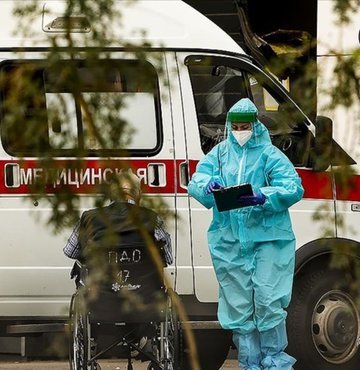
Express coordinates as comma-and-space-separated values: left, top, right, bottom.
1, 160, 360, 201
0, 159, 177, 195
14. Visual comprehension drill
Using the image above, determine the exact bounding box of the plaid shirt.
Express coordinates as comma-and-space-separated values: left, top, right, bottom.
63, 203, 173, 265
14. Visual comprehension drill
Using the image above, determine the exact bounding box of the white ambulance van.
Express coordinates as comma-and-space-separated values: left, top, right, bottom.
0, 1, 359, 370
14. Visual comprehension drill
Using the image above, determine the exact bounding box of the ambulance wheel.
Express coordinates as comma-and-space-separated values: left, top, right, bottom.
147, 363, 161, 370
287, 260, 360, 370
181, 328, 232, 370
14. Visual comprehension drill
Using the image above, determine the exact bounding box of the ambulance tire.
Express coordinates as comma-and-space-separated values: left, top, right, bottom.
181, 328, 232, 370
287, 261, 360, 370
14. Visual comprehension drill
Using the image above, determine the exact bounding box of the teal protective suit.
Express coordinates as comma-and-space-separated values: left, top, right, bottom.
188, 98, 304, 370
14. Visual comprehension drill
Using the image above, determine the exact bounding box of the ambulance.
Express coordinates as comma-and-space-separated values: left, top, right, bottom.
0, 1, 359, 370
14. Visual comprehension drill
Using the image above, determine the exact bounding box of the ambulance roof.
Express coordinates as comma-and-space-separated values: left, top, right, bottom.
0, 0, 244, 53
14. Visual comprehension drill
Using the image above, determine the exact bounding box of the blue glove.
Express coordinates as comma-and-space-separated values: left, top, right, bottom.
205, 181, 223, 194
238, 191, 266, 207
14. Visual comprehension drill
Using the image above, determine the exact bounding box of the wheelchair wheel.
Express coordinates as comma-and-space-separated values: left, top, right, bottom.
147, 363, 161, 370
69, 293, 92, 370
160, 290, 181, 370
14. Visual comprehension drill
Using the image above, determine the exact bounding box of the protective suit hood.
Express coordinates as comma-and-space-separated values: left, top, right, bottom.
226, 98, 271, 148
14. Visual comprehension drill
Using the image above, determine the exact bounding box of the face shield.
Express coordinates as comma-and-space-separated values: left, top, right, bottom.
226, 98, 258, 145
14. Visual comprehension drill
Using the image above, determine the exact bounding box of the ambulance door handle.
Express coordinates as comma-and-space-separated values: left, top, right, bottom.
351, 204, 360, 212
147, 163, 166, 187
151, 164, 160, 186
179, 162, 189, 188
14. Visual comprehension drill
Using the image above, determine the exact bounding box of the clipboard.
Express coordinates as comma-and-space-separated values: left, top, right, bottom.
213, 183, 253, 212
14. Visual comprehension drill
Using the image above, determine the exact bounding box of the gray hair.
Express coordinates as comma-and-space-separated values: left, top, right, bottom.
110, 169, 141, 201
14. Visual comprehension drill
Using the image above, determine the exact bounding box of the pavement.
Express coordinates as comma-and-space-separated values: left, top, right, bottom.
0, 359, 239, 369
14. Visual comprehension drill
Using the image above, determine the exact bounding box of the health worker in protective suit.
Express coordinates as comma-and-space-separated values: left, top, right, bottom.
188, 98, 304, 370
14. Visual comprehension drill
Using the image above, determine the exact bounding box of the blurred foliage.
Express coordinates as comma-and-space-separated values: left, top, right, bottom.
333, 0, 360, 23
8, 1, 200, 369
331, 51, 360, 108
267, 52, 318, 120
318, 1, 360, 302
9, 0, 167, 229
6, 0, 360, 366
261, 0, 360, 305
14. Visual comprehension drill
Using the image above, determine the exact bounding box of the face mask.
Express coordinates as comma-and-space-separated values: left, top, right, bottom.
232, 130, 252, 146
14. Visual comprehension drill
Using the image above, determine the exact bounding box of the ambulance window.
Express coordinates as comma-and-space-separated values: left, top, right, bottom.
0, 60, 161, 157
187, 62, 249, 154
186, 55, 313, 167
247, 73, 313, 167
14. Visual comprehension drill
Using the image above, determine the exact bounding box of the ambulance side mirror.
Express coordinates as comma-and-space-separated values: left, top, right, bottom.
312, 116, 333, 171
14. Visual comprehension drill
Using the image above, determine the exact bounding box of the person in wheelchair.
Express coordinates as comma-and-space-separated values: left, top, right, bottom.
63, 169, 172, 270
64, 170, 175, 370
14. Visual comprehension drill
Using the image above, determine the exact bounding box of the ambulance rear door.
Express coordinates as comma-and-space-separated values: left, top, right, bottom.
0, 50, 179, 317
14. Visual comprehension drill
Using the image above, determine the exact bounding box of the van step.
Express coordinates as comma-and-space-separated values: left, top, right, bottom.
7, 323, 67, 335
7, 320, 221, 334
186, 321, 221, 329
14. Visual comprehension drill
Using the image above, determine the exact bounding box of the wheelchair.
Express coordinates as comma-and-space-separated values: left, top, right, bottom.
68, 241, 180, 370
